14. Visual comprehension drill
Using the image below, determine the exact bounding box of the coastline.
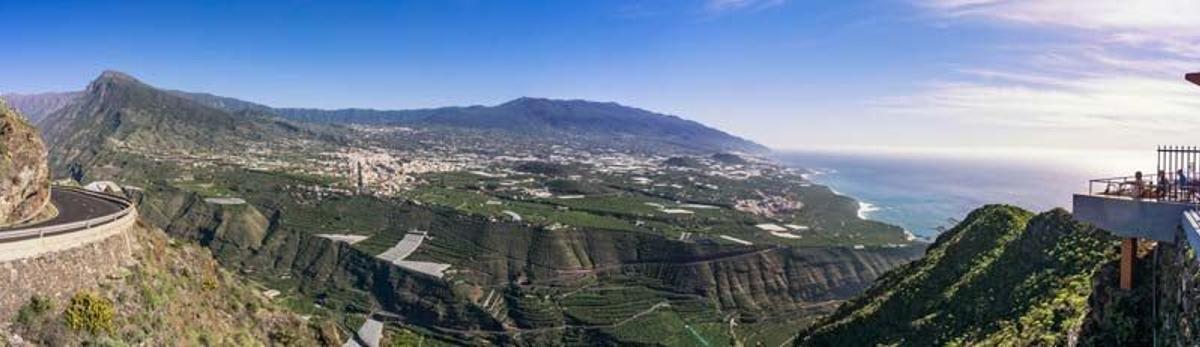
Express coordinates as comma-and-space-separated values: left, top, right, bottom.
817, 183, 878, 221
773, 148, 1134, 241
788, 157, 920, 242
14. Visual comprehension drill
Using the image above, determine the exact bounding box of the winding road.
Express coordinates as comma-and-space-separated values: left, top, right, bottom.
0, 187, 133, 242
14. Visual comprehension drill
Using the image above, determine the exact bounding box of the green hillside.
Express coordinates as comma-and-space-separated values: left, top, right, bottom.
798, 205, 1119, 346
39, 71, 338, 180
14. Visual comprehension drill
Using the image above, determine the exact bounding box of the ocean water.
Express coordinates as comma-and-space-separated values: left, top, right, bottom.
776, 149, 1155, 239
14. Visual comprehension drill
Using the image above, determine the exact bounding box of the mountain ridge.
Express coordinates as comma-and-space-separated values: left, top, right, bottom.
0, 91, 82, 124
189, 92, 768, 153
39, 71, 318, 180
22, 70, 768, 154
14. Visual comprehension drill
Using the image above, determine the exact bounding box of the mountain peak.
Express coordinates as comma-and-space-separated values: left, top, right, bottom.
85, 70, 149, 98
89, 70, 143, 88
97, 70, 137, 82
500, 96, 554, 107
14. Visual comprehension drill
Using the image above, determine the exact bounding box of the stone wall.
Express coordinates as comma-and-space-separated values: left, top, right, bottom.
0, 223, 134, 323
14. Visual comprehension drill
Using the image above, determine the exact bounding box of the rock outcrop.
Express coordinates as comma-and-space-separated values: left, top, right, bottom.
0, 99, 51, 227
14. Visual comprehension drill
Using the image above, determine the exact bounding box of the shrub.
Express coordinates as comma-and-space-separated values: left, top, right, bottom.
269, 328, 301, 345
63, 291, 116, 335
201, 276, 219, 291
15, 295, 54, 325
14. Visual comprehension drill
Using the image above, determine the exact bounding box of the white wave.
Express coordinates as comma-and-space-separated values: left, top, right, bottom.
857, 201, 880, 219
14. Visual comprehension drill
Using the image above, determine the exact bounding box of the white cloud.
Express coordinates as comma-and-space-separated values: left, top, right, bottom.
878, 75, 1200, 132
919, 0, 1200, 34
879, 0, 1200, 149
922, 0, 1200, 59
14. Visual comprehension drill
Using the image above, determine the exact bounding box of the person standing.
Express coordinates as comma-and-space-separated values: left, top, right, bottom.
1132, 171, 1145, 199
1157, 170, 1169, 199
1179, 169, 1190, 201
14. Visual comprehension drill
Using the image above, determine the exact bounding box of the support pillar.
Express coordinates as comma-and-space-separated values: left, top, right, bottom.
1120, 238, 1135, 290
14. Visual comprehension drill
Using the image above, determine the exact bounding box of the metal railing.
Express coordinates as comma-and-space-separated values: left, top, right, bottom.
0, 187, 135, 242
1088, 174, 1200, 205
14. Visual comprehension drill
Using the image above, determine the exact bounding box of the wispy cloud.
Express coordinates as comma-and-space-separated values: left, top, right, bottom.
919, 0, 1200, 34
704, 0, 787, 13
612, 0, 787, 19
878, 74, 1200, 132
880, 0, 1200, 148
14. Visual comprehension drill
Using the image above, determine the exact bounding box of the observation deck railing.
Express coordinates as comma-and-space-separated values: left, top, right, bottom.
1087, 174, 1200, 207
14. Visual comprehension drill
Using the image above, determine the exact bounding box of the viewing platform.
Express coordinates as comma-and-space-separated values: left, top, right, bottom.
1073, 179, 1197, 243
1073, 146, 1200, 289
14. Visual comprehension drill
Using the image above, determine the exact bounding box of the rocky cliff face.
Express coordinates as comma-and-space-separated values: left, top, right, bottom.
128, 187, 502, 335
430, 216, 922, 313
0, 99, 51, 227
123, 183, 922, 345
1077, 228, 1200, 346
1153, 230, 1200, 345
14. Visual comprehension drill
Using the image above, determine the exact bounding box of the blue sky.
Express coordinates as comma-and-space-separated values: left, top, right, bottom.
3, 0, 1199, 152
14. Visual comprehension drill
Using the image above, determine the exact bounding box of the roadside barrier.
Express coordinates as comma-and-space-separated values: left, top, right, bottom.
0, 187, 135, 243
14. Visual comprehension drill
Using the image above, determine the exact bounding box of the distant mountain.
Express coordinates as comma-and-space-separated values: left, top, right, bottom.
168, 92, 766, 154
411, 97, 766, 153
40, 71, 317, 179
797, 205, 1117, 346
30, 71, 766, 154
1, 91, 82, 124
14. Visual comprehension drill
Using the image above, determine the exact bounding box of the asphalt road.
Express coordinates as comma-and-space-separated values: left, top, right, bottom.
0, 189, 126, 232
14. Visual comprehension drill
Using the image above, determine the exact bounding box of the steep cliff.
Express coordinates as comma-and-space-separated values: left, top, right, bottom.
798, 206, 1118, 346
428, 215, 921, 313
1076, 228, 1200, 346
0, 99, 51, 227
124, 182, 921, 345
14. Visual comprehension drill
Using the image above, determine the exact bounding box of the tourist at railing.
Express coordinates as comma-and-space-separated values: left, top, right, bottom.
1180, 169, 1194, 202
1132, 171, 1146, 199
1157, 170, 1169, 199
1091, 170, 1200, 202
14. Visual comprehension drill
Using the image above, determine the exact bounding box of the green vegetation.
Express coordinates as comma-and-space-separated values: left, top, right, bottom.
63, 291, 115, 335
172, 180, 238, 197
798, 206, 1118, 346
8, 223, 332, 346
15, 295, 54, 326
399, 167, 910, 248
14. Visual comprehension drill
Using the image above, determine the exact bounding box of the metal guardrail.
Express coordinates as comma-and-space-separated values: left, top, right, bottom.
0, 187, 135, 242
1088, 174, 1200, 206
